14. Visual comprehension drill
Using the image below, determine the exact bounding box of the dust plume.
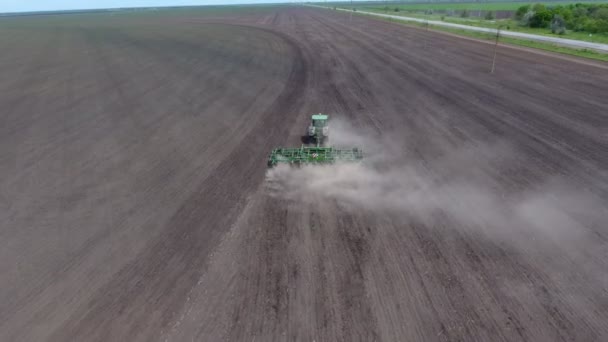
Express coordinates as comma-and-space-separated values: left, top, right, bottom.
265, 118, 608, 247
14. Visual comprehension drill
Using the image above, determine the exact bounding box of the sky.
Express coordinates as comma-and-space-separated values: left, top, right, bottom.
0, 0, 301, 13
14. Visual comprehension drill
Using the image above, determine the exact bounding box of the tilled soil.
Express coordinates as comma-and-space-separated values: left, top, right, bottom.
1, 6, 607, 342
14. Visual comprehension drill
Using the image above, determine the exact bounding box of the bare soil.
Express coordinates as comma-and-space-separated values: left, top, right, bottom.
1, 6, 607, 342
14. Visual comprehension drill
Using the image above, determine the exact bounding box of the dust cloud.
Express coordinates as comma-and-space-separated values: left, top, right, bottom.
266, 118, 607, 247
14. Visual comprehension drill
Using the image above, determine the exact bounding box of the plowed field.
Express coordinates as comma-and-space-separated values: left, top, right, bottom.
1, 6, 608, 342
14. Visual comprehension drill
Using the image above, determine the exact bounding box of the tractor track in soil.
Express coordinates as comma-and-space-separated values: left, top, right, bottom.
1, 6, 608, 342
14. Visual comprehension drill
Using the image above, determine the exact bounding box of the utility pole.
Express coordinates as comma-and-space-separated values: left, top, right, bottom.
424, 12, 430, 50
490, 25, 503, 74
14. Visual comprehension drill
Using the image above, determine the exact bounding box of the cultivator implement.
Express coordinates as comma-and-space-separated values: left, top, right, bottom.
267, 113, 363, 167
268, 145, 363, 167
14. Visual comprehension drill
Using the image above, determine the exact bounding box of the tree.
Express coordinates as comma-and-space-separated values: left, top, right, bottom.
485, 11, 495, 20
461, 9, 469, 18
598, 19, 608, 33
551, 14, 566, 34
532, 3, 547, 13
591, 7, 608, 20
584, 18, 600, 33
529, 10, 553, 28
572, 18, 588, 31
553, 6, 573, 23
515, 5, 531, 20
521, 10, 536, 26
573, 6, 588, 18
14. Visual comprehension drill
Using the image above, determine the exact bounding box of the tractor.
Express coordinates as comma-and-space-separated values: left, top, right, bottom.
267, 114, 362, 167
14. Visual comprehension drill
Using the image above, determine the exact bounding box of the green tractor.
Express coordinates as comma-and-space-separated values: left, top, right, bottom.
267, 114, 363, 168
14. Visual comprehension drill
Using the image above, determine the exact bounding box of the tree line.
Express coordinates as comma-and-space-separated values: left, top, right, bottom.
515, 3, 608, 34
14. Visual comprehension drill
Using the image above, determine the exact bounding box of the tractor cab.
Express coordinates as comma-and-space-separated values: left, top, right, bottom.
308, 113, 329, 146
311, 114, 328, 128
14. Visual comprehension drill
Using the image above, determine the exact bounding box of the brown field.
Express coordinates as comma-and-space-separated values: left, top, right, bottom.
1, 5, 608, 342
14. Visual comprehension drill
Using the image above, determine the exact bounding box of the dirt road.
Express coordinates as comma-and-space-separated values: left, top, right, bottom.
1, 6, 607, 342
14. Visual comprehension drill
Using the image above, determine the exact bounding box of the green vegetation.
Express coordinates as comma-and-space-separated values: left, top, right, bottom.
330, 1, 607, 11
437, 25, 608, 61
350, 10, 608, 62
515, 3, 608, 33
327, 1, 608, 44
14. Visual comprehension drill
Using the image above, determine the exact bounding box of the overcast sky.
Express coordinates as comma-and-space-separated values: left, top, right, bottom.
1, 0, 305, 13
